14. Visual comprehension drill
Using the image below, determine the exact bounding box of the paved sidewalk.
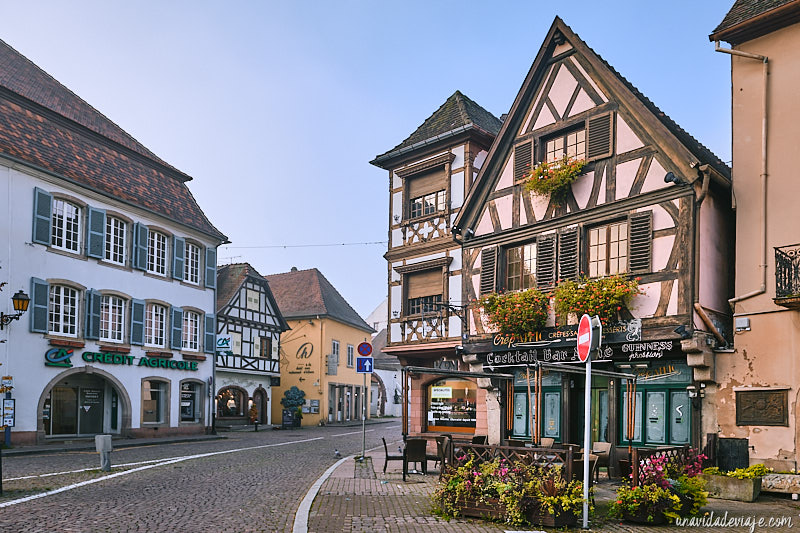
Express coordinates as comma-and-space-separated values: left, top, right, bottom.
306, 441, 800, 533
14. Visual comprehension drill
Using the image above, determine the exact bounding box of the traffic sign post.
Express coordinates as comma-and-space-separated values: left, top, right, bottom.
579, 314, 602, 530
356, 353, 374, 461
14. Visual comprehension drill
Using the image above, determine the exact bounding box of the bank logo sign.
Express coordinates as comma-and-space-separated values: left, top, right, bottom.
216, 335, 232, 354
45, 347, 74, 368
44, 349, 199, 371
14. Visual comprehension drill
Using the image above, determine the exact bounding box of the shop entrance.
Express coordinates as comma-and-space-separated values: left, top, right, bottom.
43, 374, 120, 437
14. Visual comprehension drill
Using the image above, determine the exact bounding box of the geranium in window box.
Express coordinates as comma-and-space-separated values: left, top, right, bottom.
553, 274, 641, 325
478, 288, 549, 340
526, 155, 587, 206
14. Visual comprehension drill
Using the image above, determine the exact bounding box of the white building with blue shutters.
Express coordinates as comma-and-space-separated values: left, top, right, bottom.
0, 39, 227, 444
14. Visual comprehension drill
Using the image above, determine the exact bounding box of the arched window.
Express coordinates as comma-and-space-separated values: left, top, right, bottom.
427, 378, 477, 433
218, 387, 246, 418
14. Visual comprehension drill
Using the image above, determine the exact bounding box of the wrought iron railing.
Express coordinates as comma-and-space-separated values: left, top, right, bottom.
215, 353, 279, 374
775, 244, 800, 299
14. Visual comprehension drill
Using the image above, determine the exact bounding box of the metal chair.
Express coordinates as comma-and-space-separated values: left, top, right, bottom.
471, 435, 488, 445
382, 437, 403, 474
539, 437, 555, 448
506, 439, 525, 447
592, 441, 612, 481
403, 438, 428, 481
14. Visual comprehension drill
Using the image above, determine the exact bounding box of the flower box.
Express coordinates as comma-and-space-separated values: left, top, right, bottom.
456, 497, 504, 520
700, 474, 761, 502
457, 497, 578, 527
525, 506, 579, 527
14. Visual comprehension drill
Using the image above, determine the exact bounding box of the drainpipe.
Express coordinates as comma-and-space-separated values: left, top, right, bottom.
715, 41, 769, 311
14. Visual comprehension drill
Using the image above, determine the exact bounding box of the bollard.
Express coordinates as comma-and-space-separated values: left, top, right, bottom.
95, 434, 113, 472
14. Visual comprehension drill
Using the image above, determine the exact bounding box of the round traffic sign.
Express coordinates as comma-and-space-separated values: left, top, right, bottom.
357, 342, 372, 356
577, 314, 592, 363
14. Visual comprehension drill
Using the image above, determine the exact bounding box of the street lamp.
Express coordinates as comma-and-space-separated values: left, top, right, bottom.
0, 290, 30, 330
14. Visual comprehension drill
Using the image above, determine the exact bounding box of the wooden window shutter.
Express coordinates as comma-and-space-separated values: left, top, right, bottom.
30, 277, 49, 333
172, 237, 185, 281
536, 235, 556, 290
132, 222, 148, 271
170, 306, 183, 350
85, 289, 101, 340
586, 112, 613, 161
205, 247, 217, 289
407, 168, 446, 198
32, 187, 52, 246
130, 299, 145, 346
204, 313, 216, 354
406, 269, 442, 299
558, 227, 580, 282
513, 141, 533, 181
629, 211, 653, 274
86, 206, 106, 259
479, 246, 498, 295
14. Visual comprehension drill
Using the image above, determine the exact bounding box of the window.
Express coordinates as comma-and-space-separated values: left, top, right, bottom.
49, 285, 79, 336
505, 242, 536, 291
100, 295, 125, 343
51, 199, 82, 253
332, 340, 340, 360
182, 311, 200, 352
142, 380, 167, 424
259, 336, 273, 358
545, 128, 586, 163
104, 216, 127, 265
408, 294, 442, 315
147, 230, 168, 276
218, 387, 245, 417
347, 344, 354, 367
246, 289, 259, 311
145, 303, 167, 347
410, 190, 445, 219
184, 242, 200, 285
180, 382, 201, 423
427, 378, 477, 431
588, 221, 628, 277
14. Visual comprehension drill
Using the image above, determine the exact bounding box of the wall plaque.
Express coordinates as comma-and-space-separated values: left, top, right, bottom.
736, 389, 788, 426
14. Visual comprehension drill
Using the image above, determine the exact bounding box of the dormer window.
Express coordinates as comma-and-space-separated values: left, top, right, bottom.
545, 128, 586, 163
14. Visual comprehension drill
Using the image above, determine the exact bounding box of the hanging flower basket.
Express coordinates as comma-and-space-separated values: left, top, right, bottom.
479, 288, 549, 340
553, 275, 641, 325
526, 155, 587, 206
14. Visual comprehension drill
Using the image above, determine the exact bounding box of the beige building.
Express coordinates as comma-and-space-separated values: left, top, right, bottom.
265, 268, 374, 427
709, 0, 800, 469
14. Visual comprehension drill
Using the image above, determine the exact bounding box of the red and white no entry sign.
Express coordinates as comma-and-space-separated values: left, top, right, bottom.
577, 313, 592, 363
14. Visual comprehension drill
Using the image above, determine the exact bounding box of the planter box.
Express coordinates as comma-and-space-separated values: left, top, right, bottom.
457, 498, 504, 521
526, 508, 579, 528
457, 498, 578, 527
762, 473, 800, 494
700, 474, 761, 502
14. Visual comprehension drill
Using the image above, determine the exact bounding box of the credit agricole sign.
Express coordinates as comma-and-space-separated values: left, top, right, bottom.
44, 348, 199, 371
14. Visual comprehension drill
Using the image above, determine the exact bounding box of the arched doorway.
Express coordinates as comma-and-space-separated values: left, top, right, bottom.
252, 388, 268, 424
38, 367, 131, 439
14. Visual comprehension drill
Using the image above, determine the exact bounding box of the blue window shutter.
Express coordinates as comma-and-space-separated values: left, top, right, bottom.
172, 237, 185, 280
32, 187, 52, 245
87, 206, 106, 259
170, 306, 183, 350
85, 289, 101, 340
130, 299, 145, 345
132, 222, 148, 270
30, 277, 49, 333
204, 313, 215, 354
204, 247, 217, 288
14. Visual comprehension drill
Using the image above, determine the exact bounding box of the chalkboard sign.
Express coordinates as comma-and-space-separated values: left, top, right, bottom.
281, 408, 295, 429
718, 437, 749, 471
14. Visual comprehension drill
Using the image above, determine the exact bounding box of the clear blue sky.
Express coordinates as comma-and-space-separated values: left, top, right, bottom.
2, 1, 734, 319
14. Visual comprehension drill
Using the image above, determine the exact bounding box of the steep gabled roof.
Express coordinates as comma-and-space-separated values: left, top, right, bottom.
217, 263, 290, 332
0, 38, 226, 241
455, 17, 730, 234
264, 267, 374, 334
710, 0, 800, 43
371, 90, 502, 167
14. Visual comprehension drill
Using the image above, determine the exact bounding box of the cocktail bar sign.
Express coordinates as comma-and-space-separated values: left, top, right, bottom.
45, 348, 199, 371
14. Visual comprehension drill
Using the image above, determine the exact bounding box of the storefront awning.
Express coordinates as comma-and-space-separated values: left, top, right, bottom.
403, 365, 514, 380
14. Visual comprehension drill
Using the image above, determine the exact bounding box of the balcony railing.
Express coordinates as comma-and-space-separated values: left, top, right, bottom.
400, 311, 447, 343
775, 244, 800, 308
216, 353, 279, 374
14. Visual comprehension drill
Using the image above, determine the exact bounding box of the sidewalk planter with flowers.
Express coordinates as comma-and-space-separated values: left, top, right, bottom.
432, 454, 586, 527
526, 155, 587, 206
479, 288, 549, 340
700, 465, 768, 502
609, 451, 708, 524
553, 274, 641, 325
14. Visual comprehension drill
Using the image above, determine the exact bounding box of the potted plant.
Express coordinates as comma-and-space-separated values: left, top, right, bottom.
526, 155, 587, 206
701, 464, 768, 502
280, 386, 306, 428
478, 288, 549, 340
432, 454, 586, 527
553, 274, 641, 325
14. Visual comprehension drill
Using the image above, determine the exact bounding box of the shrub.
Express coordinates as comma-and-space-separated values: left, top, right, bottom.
479, 288, 549, 339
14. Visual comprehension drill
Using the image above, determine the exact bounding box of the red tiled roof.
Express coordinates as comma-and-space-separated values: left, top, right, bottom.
264, 268, 374, 333
0, 38, 226, 241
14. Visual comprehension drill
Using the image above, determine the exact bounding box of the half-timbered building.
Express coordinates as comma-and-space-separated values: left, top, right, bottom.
215, 263, 288, 427
371, 91, 501, 438
453, 18, 733, 457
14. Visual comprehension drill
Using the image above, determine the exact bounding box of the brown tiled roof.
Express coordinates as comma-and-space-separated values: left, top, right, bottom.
0, 39, 226, 241
372, 90, 502, 166
710, 0, 800, 42
264, 267, 374, 333
216, 263, 289, 330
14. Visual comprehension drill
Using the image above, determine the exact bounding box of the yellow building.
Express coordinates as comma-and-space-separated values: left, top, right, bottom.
266, 267, 375, 426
